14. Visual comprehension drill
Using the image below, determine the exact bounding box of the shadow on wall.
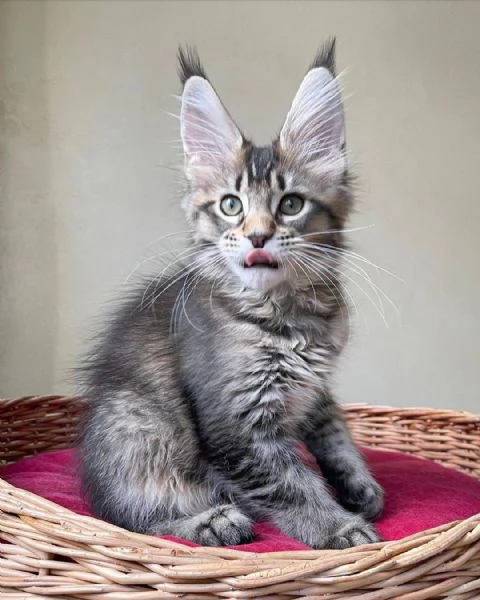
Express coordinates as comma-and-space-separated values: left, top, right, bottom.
0, 1, 57, 396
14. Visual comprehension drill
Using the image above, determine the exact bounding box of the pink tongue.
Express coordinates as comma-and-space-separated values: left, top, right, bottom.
245, 249, 274, 266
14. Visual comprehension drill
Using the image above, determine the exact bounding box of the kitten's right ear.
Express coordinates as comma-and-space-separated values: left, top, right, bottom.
179, 49, 243, 187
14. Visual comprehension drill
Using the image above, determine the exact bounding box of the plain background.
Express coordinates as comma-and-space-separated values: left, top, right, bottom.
1, 0, 479, 411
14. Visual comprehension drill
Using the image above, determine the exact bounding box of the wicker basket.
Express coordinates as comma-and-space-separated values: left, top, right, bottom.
1, 396, 480, 599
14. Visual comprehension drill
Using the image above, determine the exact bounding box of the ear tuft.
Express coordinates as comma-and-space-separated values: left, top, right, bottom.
309, 37, 336, 76
177, 46, 208, 87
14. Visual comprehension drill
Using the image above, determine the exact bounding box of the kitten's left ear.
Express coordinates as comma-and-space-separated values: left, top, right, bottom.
279, 65, 346, 179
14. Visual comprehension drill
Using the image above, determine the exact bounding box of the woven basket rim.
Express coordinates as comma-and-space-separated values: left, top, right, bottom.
1, 397, 479, 557
1, 396, 480, 598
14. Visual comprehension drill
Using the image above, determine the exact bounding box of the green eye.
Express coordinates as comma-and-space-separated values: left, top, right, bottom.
279, 194, 304, 216
220, 195, 243, 216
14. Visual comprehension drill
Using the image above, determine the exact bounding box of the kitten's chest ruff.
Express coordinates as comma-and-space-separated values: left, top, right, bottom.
238, 325, 337, 434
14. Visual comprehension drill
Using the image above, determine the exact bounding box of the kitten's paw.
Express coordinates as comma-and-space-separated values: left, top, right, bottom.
194, 504, 253, 546
322, 514, 381, 550
338, 476, 384, 521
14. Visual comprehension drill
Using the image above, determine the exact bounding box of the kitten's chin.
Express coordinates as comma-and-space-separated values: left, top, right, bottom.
229, 263, 288, 293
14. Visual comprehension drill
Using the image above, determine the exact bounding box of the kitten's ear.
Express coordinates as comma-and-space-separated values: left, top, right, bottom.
181, 76, 243, 186
279, 66, 345, 179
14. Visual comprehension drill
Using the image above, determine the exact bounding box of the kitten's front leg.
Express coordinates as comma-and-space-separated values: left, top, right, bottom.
303, 391, 384, 522
218, 435, 380, 549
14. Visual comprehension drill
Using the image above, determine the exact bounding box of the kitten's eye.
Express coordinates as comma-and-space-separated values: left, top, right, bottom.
279, 194, 304, 216
220, 195, 243, 216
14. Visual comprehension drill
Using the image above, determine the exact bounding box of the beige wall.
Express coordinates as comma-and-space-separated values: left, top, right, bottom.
1, 0, 479, 411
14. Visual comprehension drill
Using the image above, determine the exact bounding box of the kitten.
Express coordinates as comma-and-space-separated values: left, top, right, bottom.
79, 40, 384, 549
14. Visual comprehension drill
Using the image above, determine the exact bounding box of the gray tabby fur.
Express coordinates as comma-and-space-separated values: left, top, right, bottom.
79, 40, 384, 549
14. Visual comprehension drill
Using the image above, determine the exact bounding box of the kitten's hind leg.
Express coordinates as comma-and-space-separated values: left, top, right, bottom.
86, 458, 253, 545
302, 391, 384, 522
81, 398, 252, 546
150, 503, 253, 546
88, 458, 252, 545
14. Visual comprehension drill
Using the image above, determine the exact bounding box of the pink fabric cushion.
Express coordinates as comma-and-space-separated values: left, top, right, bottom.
2, 447, 480, 552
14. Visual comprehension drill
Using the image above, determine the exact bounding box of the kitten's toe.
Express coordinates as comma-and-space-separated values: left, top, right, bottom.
338, 478, 384, 521
195, 504, 253, 546
323, 515, 381, 549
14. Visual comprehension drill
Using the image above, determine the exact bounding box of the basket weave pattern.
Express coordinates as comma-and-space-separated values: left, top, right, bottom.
1, 395, 479, 599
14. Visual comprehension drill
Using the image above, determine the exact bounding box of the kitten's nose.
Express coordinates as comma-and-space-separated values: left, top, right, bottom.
248, 233, 273, 249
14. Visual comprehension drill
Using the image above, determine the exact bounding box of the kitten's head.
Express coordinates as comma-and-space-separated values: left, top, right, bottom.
179, 40, 352, 294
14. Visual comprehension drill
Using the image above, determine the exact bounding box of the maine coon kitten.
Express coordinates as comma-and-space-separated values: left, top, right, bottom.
79, 40, 384, 549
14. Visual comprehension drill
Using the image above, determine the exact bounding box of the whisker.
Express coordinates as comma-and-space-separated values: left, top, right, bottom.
298, 243, 405, 308
336, 266, 389, 326
316, 248, 400, 318
173, 271, 203, 334
124, 243, 209, 285
298, 224, 375, 238
292, 246, 389, 325
301, 246, 387, 317
209, 270, 223, 313
170, 251, 225, 334
289, 255, 317, 306
299, 245, 399, 323
342, 262, 400, 320
297, 231, 329, 239
141, 262, 193, 310
145, 230, 194, 250
140, 244, 217, 309
281, 255, 299, 281
290, 250, 356, 329
316, 243, 404, 284
177, 257, 224, 333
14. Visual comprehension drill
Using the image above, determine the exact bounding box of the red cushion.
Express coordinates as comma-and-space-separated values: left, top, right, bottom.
2, 447, 479, 552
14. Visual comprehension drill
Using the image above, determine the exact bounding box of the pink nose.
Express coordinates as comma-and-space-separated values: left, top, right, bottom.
247, 233, 273, 248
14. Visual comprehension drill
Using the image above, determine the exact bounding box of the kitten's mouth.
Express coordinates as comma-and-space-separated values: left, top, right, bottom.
243, 249, 279, 270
